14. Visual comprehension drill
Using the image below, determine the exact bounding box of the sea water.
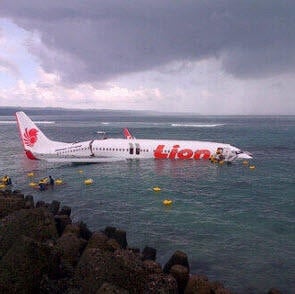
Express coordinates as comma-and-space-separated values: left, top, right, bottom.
0, 112, 294, 293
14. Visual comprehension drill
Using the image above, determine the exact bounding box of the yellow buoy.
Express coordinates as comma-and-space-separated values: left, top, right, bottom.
153, 186, 161, 192
243, 160, 249, 166
162, 199, 173, 206
0, 184, 6, 189
84, 178, 93, 185
55, 179, 63, 185
78, 170, 84, 174
29, 182, 38, 187
249, 165, 256, 170
27, 172, 34, 177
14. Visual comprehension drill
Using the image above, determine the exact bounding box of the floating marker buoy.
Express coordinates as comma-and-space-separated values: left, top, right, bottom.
162, 199, 173, 206
27, 172, 34, 177
0, 184, 6, 189
29, 182, 38, 187
78, 170, 84, 174
153, 186, 161, 192
243, 160, 249, 166
55, 179, 63, 185
84, 178, 93, 185
249, 165, 256, 170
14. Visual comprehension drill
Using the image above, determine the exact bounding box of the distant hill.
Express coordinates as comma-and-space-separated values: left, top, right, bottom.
0, 107, 199, 117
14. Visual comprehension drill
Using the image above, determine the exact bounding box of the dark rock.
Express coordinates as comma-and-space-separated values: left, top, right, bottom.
12, 189, 23, 195
184, 274, 212, 294
129, 247, 140, 255
184, 277, 232, 294
144, 273, 178, 293
96, 282, 129, 294
170, 264, 189, 293
86, 231, 120, 253
163, 250, 190, 274
0, 208, 58, 258
268, 288, 282, 294
59, 205, 71, 217
142, 246, 157, 261
63, 223, 81, 237
36, 200, 46, 208
55, 214, 72, 236
106, 238, 121, 252
72, 248, 148, 293
24, 194, 34, 209
143, 260, 163, 274
0, 236, 60, 293
78, 220, 92, 240
56, 232, 87, 276
0, 194, 25, 218
104, 226, 127, 249
49, 200, 60, 215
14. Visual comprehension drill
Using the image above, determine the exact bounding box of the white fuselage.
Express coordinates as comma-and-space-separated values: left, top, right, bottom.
15, 111, 252, 163
36, 138, 242, 162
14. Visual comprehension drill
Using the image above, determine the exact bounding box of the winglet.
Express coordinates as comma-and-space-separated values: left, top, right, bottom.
123, 128, 134, 139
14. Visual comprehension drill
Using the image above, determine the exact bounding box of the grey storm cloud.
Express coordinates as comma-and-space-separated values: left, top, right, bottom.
1, 0, 295, 83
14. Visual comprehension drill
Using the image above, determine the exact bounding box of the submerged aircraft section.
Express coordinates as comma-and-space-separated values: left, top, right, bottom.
15, 111, 252, 163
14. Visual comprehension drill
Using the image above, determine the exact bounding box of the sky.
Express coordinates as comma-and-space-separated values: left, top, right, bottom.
0, 0, 295, 115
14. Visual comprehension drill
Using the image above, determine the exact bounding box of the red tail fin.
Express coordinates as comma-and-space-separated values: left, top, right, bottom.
123, 128, 134, 139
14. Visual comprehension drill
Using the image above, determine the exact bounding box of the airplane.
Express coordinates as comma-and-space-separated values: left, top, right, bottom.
15, 111, 252, 163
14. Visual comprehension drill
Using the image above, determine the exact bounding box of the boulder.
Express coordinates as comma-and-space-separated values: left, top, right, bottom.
184, 275, 232, 294
72, 248, 148, 293
0, 208, 58, 258
144, 273, 178, 293
184, 274, 212, 294
54, 214, 72, 236
104, 226, 128, 249
268, 288, 282, 294
143, 260, 163, 274
142, 246, 157, 261
96, 282, 129, 294
24, 194, 34, 209
56, 232, 87, 276
0, 236, 60, 293
163, 250, 190, 274
36, 200, 46, 208
59, 205, 71, 217
0, 193, 25, 218
170, 264, 189, 293
49, 200, 60, 215
77, 221, 93, 240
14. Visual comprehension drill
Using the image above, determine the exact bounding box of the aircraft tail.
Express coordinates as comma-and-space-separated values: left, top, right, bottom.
123, 128, 134, 139
15, 111, 61, 160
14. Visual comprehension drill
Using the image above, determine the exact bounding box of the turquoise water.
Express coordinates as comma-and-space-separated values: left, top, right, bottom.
0, 113, 294, 293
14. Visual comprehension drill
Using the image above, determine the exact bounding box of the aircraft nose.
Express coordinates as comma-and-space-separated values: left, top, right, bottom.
236, 151, 253, 159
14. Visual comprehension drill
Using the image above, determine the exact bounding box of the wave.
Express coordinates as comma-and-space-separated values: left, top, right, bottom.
171, 123, 225, 128
0, 121, 55, 124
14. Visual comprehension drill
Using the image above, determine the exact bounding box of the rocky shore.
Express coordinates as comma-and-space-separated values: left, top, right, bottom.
0, 189, 281, 294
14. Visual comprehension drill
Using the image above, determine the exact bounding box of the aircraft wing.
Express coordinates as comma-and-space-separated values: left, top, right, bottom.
45, 157, 125, 163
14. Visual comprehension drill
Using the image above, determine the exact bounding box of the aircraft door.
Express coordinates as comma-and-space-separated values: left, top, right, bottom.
135, 143, 140, 155
129, 143, 134, 155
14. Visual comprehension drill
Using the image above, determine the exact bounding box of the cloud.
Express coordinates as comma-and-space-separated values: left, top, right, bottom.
1, 0, 295, 84
0, 68, 164, 110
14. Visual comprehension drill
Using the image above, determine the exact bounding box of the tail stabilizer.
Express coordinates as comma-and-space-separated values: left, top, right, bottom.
15, 111, 64, 160
123, 128, 134, 139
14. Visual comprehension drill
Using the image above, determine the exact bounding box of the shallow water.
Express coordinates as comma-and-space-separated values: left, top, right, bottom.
0, 113, 294, 293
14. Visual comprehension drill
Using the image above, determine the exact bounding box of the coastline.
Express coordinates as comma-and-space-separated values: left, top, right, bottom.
0, 188, 282, 293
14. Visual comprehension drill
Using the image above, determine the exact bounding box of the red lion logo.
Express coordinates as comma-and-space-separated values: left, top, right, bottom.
23, 128, 38, 147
